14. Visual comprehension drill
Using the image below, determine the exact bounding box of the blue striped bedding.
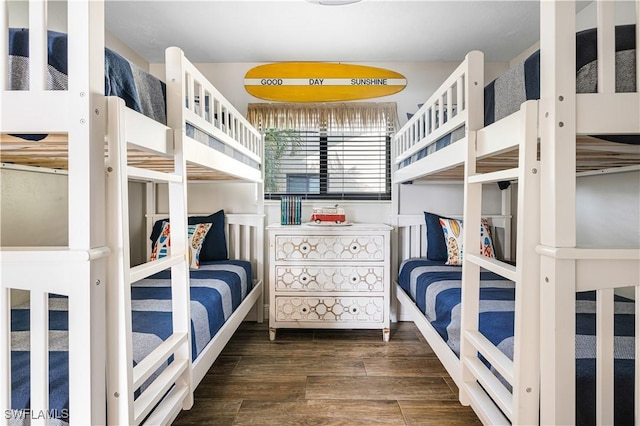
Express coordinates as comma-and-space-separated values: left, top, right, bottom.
398, 258, 635, 425
9, 259, 252, 425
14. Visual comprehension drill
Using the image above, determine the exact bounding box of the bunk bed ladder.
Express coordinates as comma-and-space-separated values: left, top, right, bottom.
106, 97, 192, 425
459, 101, 540, 425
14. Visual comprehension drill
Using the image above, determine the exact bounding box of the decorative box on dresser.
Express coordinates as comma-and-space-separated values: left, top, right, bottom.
267, 223, 392, 342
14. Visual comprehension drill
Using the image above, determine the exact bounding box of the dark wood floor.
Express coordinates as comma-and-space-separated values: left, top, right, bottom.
174, 321, 481, 425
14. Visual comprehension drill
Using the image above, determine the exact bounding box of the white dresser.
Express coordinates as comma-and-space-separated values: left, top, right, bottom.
267, 223, 392, 341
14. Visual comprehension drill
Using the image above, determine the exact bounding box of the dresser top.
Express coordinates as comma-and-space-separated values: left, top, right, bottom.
267, 223, 392, 231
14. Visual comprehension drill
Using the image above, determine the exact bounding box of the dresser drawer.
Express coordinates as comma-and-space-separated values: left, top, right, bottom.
274, 235, 385, 261
274, 265, 385, 292
274, 296, 385, 323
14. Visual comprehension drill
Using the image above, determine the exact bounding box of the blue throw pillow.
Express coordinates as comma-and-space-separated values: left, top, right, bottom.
150, 209, 228, 261
424, 211, 449, 261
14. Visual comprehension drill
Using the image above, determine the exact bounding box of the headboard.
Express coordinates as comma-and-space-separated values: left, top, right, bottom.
145, 213, 265, 283
391, 214, 512, 274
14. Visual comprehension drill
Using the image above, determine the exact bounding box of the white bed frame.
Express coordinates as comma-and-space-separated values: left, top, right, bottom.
392, 1, 640, 424
392, 214, 512, 384
1, 1, 264, 425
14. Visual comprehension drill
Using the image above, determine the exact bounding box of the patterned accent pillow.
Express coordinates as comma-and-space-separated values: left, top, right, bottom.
149, 222, 213, 269
149, 221, 171, 261
439, 218, 496, 266
150, 210, 228, 261
439, 218, 463, 265
480, 218, 496, 259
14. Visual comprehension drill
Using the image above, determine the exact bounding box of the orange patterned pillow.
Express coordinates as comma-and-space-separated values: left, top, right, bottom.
150, 222, 212, 269
439, 218, 496, 266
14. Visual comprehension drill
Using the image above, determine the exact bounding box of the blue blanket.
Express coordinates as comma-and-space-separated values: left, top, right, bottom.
9, 260, 252, 425
485, 24, 637, 146
8, 28, 167, 135
398, 258, 635, 425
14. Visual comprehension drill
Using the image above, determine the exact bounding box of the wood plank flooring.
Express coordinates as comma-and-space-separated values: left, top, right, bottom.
174, 322, 481, 425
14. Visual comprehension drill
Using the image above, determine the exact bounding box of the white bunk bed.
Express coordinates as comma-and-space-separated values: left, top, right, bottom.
392, 0, 640, 424
1, 1, 264, 425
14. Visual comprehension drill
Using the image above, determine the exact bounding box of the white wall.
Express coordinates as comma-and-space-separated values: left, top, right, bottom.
151, 60, 508, 130
0, 166, 68, 246
154, 181, 260, 215
106, 32, 150, 71
7, 0, 68, 33
129, 182, 147, 265
576, 170, 640, 249
0, 166, 148, 267
148, 59, 511, 229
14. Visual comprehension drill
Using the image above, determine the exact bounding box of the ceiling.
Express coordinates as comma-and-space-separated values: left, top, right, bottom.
105, 0, 544, 64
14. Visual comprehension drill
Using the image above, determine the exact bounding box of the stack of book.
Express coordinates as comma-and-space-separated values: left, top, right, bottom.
280, 195, 302, 225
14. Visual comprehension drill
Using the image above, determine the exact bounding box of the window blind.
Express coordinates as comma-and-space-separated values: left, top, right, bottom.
249, 103, 397, 201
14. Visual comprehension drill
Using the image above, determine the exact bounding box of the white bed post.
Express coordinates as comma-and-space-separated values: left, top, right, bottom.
165, 46, 195, 411
510, 100, 541, 424
538, 1, 577, 425
66, 1, 108, 424
457, 50, 484, 409
459, 129, 482, 409
105, 97, 135, 424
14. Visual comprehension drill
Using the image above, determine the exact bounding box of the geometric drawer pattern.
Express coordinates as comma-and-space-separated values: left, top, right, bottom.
274, 266, 384, 292
274, 296, 385, 323
274, 235, 385, 261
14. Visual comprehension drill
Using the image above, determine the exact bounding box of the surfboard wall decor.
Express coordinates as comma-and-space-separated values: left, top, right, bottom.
244, 62, 407, 102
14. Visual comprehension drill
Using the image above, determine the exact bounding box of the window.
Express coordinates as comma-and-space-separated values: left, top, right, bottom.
249, 103, 397, 201
286, 173, 320, 193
